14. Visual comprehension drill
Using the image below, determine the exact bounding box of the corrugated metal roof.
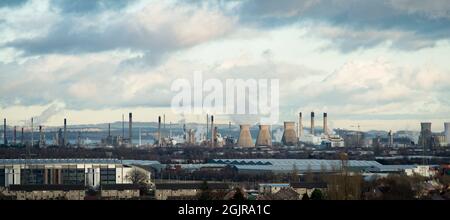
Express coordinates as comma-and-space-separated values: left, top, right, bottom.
0, 158, 122, 165
210, 159, 382, 172
122, 160, 161, 166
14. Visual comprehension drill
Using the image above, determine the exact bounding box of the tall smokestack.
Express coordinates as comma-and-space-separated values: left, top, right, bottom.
210, 115, 214, 147
298, 112, 303, 138
158, 116, 161, 146
183, 124, 186, 141
31, 117, 34, 147
206, 114, 209, 141
63, 118, 67, 147
323, 112, 328, 136
128, 112, 132, 146
237, 124, 253, 148
108, 123, 111, 137
13, 126, 16, 145
122, 114, 125, 138
256, 125, 272, 147
21, 127, 24, 144
39, 125, 43, 148
139, 127, 142, 146
311, 112, 315, 136
3, 118, 6, 145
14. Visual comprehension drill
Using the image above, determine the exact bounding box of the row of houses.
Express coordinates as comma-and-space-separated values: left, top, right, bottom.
153, 181, 328, 200
0, 184, 141, 200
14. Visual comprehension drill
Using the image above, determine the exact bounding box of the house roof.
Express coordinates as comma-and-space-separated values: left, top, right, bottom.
155, 182, 230, 190
272, 188, 300, 200
101, 184, 141, 190
8, 184, 85, 191
290, 182, 328, 189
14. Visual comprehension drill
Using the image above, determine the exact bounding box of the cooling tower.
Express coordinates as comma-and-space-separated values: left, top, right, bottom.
445, 122, 450, 144
63, 118, 67, 147
282, 121, 298, 146
3, 118, 6, 145
323, 112, 328, 136
128, 113, 132, 145
419, 122, 432, 148
311, 112, 315, 135
298, 112, 303, 138
238, 124, 253, 147
256, 125, 272, 147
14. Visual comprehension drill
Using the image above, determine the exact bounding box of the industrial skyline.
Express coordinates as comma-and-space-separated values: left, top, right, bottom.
1, 0, 450, 131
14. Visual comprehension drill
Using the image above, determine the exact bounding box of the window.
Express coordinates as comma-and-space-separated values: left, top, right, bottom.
100, 168, 116, 184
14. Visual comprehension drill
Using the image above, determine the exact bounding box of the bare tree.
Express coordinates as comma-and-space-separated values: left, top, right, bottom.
126, 168, 148, 185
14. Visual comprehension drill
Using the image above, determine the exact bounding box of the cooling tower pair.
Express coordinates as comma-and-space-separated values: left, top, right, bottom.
237, 124, 273, 147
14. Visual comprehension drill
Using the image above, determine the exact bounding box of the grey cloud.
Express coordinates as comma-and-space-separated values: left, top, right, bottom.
0, 0, 28, 8
50, 0, 136, 14
236, 0, 450, 51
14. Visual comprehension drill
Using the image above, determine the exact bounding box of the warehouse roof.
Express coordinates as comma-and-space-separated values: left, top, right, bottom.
209, 159, 382, 172
0, 158, 122, 165
155, 182, 231, 190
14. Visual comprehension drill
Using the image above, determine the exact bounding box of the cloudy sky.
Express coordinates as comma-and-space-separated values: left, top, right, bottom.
1, 0, 450, 131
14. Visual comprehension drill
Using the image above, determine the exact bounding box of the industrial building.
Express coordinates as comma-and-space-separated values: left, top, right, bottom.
155, 182, 231, 200
208, 159, 382, 174
0, 159, 151, 188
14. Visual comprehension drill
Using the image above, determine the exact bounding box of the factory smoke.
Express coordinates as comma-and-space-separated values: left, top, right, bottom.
24, 102, 65, 126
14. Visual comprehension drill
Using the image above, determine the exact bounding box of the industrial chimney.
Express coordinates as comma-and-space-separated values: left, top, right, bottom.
210, 115, 214, 147
128, 112, 132, 146
256, 125, 272, 147
39, 125, 43, 148
3, 118, 6, 145
311, 112, 315, 136
298, 112, 303, 138
21, 127, 24, 144
122, 114, 125, 138
31, 117, 34, 147
282, 121, 298, 146
63, 118, 67, 147
444, 122, 450, 145
323, 112, 328, 136
13, 126, 16, 145
158, 116, 161, 146
108, 123, 111, 137
237, 124, 253, 147
206, 114, 209, 141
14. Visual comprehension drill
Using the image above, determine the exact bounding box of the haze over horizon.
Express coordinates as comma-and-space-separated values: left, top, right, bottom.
1, 0, 450, 131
